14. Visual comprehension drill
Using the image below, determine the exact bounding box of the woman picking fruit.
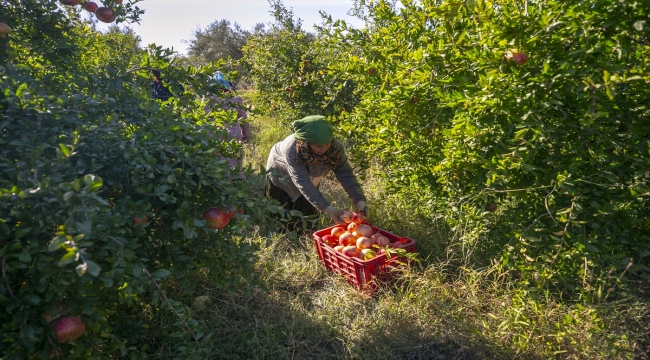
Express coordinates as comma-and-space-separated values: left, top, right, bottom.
265, 115, 367, 231
204, 72, 250, 175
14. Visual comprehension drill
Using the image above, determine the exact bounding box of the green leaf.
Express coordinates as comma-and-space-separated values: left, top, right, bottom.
14, 227, 32, 239
8, 261, 27, 269
19, 249, 32, 263
99, 274, 114, 287
0, 222, 10, 236
22, 294, 41, 305
90, 176, 103, 191
58, 250, 77, 266
63, 191, 75, 201
59, 143, 71, 157
132, 263, 143, 277
86, 260, 101, 277
152, 269, 171, 279
76, 220, 93, 239
15, 83, 27, 97
48, 236, 67, 252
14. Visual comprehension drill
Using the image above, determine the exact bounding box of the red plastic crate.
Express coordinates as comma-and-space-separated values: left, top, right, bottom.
312, 224, 417, 291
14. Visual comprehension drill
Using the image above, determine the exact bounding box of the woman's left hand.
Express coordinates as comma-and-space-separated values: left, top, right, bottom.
355, 201, 368, 216
325, 206, 345, 224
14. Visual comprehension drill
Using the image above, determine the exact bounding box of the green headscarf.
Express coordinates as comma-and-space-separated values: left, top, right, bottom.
292, 115, 333, 145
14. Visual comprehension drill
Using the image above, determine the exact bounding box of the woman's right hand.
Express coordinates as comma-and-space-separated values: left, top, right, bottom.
325, 206, 345, 224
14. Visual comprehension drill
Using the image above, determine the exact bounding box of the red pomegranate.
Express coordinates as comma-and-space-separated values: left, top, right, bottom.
51, 316, 85, 343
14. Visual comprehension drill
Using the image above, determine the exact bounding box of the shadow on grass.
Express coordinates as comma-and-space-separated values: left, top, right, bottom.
191, 287, 345, 359
189, 281, 494, 360
181, 232, 535, 360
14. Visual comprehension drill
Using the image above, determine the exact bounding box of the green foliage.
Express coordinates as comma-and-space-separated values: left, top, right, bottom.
186, 19, 254, 64
242, 0, 360, 125
0, 1, 281, 357
190, 101, 648, 360
243, 0, 649, 297
319, 0, 650, 295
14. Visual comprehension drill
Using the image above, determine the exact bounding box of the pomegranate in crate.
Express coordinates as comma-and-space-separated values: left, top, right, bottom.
313, 223, 417, 291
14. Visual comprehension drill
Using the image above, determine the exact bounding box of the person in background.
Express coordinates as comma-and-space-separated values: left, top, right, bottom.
265, 115, 368, 232
150, 69, 174, 101
205, 72, 251, 172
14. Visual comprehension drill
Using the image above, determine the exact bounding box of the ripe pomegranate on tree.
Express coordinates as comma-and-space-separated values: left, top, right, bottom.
60, 0, 82, 5
95, 7, 116, 23
0, 22, 11, 37
512, 51, 528, 65
133, 215, 148, 225
83, 1, 99, 12
485, 202, 497, 213
202, 207, 230, 229
51, 316, 85, 343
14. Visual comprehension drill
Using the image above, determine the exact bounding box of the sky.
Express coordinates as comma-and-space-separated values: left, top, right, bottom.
93, 0, 366, 55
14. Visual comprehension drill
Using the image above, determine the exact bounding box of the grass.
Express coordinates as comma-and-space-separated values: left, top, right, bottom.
141, 112, 650, 359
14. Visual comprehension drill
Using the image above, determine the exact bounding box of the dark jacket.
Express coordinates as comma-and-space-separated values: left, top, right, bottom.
151, 80, 174, 101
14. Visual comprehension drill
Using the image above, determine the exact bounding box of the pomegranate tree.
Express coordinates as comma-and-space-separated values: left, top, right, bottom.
0, 0, 280, 357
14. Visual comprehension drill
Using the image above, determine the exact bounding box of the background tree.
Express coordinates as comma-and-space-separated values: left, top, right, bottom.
242, 0, 360, 125
184, 19, 261, 83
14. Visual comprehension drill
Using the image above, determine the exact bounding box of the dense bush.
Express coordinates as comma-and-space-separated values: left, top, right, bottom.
0, 1, 279, 357
242, 0, 650, 297
323, 0, 650, 296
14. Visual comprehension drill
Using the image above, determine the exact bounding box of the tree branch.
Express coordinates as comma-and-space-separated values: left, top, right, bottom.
1, 257, 20, 303
140, 261, 198, 342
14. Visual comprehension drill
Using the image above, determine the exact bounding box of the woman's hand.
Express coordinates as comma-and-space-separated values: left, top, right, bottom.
325, 206, 345, 224
355, 201, 368, 217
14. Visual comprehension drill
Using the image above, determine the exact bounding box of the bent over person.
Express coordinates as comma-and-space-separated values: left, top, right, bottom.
150, 69, 174, 101
204, 72, 250, 175
265, 115, 368, 231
